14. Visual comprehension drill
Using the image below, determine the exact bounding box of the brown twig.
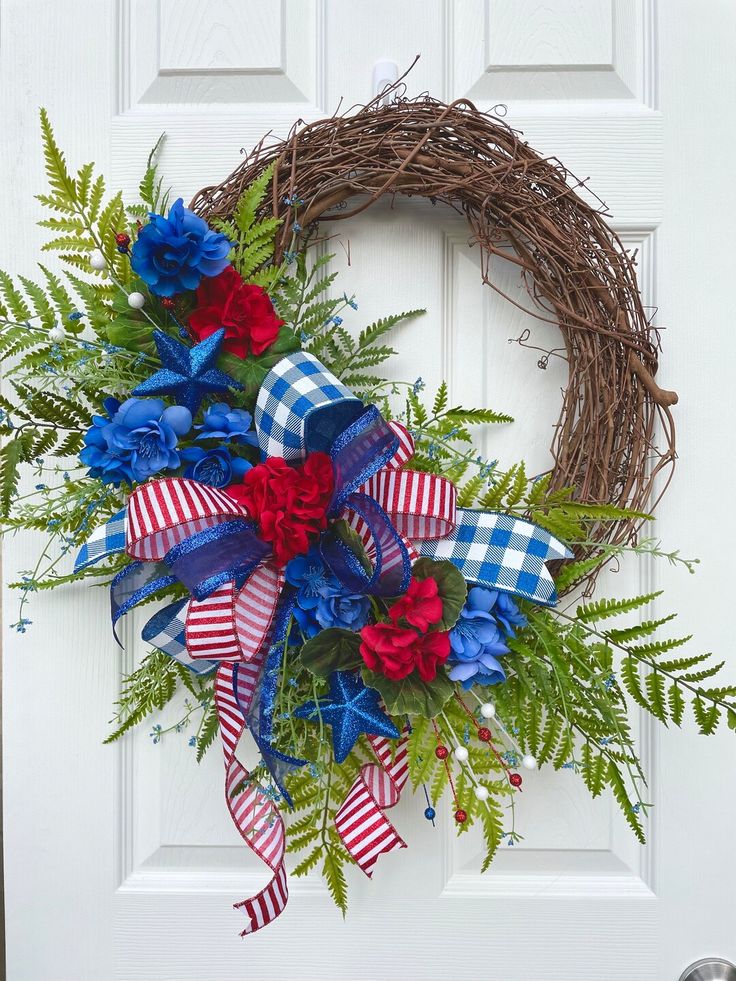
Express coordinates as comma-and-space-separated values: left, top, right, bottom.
191, 91, 677, 592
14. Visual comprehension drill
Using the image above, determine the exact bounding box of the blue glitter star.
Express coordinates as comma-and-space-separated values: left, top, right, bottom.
294, 670, 399, 763
132, 327, 242, 416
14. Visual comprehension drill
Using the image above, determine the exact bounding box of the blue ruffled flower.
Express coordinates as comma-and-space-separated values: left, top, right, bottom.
448, 586, 520, 689
493, 591, 527, 635
285, 548, 370, 637
80, 397, 192, 486
315, 593, 371, 632
179, 445, 251, 487
130, 198, 232, 297
195, 403, 259, 446
285, 548, 340, 611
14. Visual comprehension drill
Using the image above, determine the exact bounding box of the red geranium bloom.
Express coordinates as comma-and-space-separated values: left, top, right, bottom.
188, 266, 284, 358
389, 575, 443, 632
359, 622, 451, 683
225, 452, 334, 565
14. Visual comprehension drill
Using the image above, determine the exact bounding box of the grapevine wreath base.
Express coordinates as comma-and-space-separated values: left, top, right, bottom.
193, 89, 678, 583
6, 96, 734, 942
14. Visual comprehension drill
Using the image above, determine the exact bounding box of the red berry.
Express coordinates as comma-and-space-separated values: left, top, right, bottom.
454, 808, 467, 824
115, 232, 131, 247
509, 773, 523, 788
161, 297, 175, 310
477, 727, 492, 742
435, 745, 449, 760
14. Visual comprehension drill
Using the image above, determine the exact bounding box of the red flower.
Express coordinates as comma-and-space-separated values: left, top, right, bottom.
359, 622, 451, 683
188, 266, 284, 358
389, 575, 443, 632
226, 452, 334, 565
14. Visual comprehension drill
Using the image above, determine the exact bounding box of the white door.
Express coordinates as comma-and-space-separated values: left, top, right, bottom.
2, 2, 734, 979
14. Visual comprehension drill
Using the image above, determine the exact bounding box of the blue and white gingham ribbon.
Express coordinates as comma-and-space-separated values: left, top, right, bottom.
74, 508, 127, 572
255, 350, 363, 461
417, 509, 572, 606
141, 600, 217, 676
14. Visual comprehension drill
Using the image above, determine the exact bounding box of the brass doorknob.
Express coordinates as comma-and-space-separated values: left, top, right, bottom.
679, 959, 736, 981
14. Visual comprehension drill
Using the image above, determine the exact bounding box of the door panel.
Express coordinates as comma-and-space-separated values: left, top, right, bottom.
3, 2, 733, 979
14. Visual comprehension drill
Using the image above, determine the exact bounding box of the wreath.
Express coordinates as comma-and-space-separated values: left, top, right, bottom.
1, 97, 731, 936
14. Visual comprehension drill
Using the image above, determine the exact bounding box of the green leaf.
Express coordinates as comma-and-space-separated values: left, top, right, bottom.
361, 667, 453, 718
300, 628, 364, 680
218, 324, 300, 399
668, 684, 685, 726
322, 847, 348, 916
410, 556, 467, 631
196, 702, 220, 762
576, 591, 662, 624
693, 697, 720, 735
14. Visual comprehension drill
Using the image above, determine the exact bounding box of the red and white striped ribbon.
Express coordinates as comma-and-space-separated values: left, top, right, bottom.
185, 563, 283, 662
215, 661, 289, 934
126, 477, 244, 560
334, 731, 409, 876
386, 420, 415, 469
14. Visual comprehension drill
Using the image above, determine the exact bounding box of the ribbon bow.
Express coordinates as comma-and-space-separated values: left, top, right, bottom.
76, 350, 570, 934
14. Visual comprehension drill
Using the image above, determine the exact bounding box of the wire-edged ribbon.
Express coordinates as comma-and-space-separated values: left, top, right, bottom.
334, 732, 410, 875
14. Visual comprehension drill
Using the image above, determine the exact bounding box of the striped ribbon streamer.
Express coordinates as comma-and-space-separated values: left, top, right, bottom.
334, 731, 409, 876
214, 660, 289, 934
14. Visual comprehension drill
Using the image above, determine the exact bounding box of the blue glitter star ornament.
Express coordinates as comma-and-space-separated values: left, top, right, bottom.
294, 670, 399, 764
132, 327, 242, 416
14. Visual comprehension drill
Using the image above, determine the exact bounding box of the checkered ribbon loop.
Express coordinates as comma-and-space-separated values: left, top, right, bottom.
255, 350, 364, 461
417, 509, 572, 606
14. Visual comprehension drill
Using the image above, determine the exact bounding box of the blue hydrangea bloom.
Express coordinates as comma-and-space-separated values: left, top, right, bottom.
130, 198, 232, 297
179, 445, 251, 487
80, 397, 192, 485
448, 586, 516, 689
195, 403, 259, 446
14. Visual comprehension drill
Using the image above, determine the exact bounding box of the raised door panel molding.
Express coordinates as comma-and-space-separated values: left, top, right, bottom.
119, 0, 324, 112
450, 0, 654, 106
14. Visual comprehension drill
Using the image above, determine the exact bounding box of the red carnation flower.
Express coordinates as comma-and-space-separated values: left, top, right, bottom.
188, 266, 284, 358
389, 575, 444, 632
359, 622, 450, 683
225, 452, 334, 565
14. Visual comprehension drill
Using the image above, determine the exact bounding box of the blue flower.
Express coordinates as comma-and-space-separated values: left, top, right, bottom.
493, 591, 527, 635
448, 586, 512, 689
130, 198, 232, 297
285, 547, 370, 637
80, 396, 192, 486
285, 548, 340, 611
315, 593, 370, 631
195, 403, 259, 446
179, 445, 251, 487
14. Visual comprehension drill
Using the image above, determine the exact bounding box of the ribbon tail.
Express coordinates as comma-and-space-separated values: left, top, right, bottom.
417, 509, 573, 606
110, 561, 177, 644
215, 662, 289, 935
334, 730, 409, 876
244, 596, 306, 805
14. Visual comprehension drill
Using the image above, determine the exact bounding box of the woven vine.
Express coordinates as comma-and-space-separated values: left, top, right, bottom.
192, 87, 677, 584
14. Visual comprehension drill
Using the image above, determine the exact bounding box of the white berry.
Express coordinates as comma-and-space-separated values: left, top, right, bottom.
480, 702, 496, 719
90, 249, 106, 270
474, 785, 489, 801
127, 291, 146, 309
522, 754, 537, 770
453, 745, 469, 762
48, 325, 65, 342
